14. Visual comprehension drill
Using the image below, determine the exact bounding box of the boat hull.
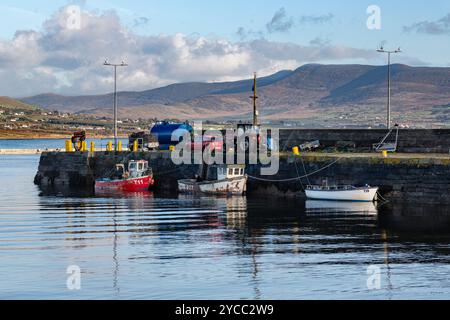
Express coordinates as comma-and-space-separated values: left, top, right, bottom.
178, 176, 247, 195
305, 187, 378, 202
95, 175, 154, 192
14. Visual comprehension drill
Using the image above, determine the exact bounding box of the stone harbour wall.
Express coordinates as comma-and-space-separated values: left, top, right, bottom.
278, 129, 450, 153
247, 155, 450, 204
34, 150, 450, 204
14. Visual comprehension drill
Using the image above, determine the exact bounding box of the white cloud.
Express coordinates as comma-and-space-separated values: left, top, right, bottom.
0, 5, 393, 97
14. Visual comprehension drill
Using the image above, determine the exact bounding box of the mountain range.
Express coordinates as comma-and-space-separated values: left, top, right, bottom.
17, 64, 450, 125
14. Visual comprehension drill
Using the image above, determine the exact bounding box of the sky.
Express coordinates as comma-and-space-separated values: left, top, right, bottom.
0, 0, 449, 97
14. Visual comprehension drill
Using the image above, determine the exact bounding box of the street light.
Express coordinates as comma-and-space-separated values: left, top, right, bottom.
376, 46, 401, 129
103, 60, 128, 150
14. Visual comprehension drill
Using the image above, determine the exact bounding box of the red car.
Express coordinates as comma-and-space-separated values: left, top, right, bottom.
186, 135, 224, 152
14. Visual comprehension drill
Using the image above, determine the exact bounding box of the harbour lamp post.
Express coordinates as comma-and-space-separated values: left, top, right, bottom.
377, 46, 401, 129
103, 60, 128, 150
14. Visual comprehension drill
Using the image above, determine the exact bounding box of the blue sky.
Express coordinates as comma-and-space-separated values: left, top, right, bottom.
0, 0, 449, 96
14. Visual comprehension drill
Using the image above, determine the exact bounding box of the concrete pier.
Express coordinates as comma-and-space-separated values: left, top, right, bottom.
34, 150, 450, 204
0, 148, 60, 155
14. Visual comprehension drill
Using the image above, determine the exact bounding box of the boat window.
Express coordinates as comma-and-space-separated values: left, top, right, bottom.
228, 168, 233, 176
234, 168, 240, 175
240, 168, 244, 175
138, 163, 143, 171
129, 163, 136, 170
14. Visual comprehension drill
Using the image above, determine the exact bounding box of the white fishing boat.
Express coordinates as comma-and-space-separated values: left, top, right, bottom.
305, 183, 378, 202
178, 164, 247, 195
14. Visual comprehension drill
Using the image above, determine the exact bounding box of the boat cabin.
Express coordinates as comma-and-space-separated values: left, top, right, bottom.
114, 160, 150, 179
129, 160, 150, 178
217, 165, 245, 180
128, 160, 148, 172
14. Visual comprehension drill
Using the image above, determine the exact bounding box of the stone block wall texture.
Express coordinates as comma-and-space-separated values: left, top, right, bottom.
278, 129, 450, 153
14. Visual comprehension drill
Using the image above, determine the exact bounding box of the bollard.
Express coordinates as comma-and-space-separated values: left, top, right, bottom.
90, 141, 95, 152
107, 141, 113, 152
292, 146, 300, 156
117, 140, 122, 152
133, 140, 138, 153
382, 150, 388, 158
81, 141, 87, 152
169, 145, 175, 152
65, 140, 73, 152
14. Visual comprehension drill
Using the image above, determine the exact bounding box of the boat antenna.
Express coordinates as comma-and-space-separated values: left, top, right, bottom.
250, 72, 259, 127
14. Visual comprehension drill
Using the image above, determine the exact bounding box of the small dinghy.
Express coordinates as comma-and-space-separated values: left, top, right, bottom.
305, 182, 378, 202
95, 160, 154, 192
178, 164, 247, 195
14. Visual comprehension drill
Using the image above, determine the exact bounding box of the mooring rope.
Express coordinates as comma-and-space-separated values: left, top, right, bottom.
299, 153, 312, 186
247, 157, 342, 183
294, 160, 305, 190
376, 191, 390, 205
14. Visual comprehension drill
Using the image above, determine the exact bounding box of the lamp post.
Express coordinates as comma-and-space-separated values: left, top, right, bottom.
377, 46, 401, 129
103, 60, 128, 150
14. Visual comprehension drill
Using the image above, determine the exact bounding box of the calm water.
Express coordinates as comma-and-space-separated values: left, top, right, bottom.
0, 138, 128, 150
1, 146, 450, 299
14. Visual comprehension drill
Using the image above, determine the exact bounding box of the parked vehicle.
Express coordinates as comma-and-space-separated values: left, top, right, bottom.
71, 130, 86, 151
185, 134, 224, 152
299, 140, 320, 152
128, 131, 159, 151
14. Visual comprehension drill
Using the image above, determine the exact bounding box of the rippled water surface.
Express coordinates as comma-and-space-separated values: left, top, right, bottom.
1, 153, 450, 300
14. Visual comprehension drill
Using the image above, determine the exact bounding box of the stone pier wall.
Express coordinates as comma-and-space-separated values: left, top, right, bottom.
34, 151, 198, 192
278, 129, 450, 153
247, 155, 450, 204
34, 151, 450, 204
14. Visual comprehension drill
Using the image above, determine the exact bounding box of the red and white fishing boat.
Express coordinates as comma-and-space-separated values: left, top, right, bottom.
95, 160, 154, 192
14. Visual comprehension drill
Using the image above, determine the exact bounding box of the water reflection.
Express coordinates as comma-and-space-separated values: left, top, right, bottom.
3, 154, 450, 299
305, 200, 378, 215
4, 185, 450, 299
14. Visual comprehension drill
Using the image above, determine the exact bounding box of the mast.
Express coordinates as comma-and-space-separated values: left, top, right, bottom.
251, 72, 258, 127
